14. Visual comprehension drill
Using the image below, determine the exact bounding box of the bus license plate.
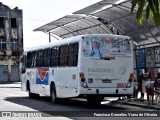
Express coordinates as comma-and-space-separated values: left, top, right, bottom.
102, 79, 111, 83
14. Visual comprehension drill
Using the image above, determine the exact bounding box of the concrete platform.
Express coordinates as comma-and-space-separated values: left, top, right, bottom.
0, 82, 21, 88
112, 93, 160, 110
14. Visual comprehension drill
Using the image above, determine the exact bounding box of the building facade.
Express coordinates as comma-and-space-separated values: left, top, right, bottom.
0, 2, 23, 82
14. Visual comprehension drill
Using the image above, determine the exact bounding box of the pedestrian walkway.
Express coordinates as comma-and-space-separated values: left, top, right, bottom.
113, 93, 160, 110
0, 82, 21, 88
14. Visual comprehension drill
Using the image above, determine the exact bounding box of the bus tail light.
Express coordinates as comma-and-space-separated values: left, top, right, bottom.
79, 72, 88, 88
80, 73, 85, 78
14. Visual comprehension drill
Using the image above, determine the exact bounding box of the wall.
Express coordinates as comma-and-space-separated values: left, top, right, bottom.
0, 2, 23, 82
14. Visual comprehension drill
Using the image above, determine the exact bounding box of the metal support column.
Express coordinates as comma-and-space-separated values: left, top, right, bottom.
49, 32, 51, 43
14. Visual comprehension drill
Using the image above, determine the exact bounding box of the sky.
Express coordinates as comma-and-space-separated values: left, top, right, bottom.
0, 0, 102, 49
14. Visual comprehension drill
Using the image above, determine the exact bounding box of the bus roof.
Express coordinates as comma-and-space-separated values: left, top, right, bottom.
24, 34, 130, 52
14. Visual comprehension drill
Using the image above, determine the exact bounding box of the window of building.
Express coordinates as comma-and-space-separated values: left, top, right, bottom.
43, 48, 51, 67
0, 38, 6, 50
11, 18, 17, 28
11, 39, 19, 50
59, 45, 68, 66
51, 47, 59, 67
0, 17, 4, 28
68, 43, 79, 66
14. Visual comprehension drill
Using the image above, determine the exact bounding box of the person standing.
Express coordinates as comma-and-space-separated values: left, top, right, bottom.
154, 79, 160, 104
146, 80, 154, 105
128, 73, 138, 101
132, 73, 138, 101
138, 73, 143, 101
144, 68, 155, 105
140, 67, 150, 102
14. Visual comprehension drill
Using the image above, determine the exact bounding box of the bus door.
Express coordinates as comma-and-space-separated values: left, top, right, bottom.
66, 42, 79, 90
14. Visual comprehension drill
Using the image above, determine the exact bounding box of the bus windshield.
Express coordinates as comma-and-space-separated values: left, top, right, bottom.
82, 36, 131, 57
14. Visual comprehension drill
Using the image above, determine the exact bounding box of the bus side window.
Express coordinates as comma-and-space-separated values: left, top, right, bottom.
27, 52, 32, 68
31, 51, 37, 67
25, 55, 27, 68
36, 50, 43, 67
51, 47, 58, 67
21, 55, 26, 73
59, 45, 68, 67
68, 42, 79, 66
44, 48, 51, 67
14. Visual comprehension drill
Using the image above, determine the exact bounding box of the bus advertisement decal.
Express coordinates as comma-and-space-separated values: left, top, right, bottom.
36, 68, 49, 85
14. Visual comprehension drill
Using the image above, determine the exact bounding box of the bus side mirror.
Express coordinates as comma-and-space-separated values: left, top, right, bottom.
22, 67, 26, 74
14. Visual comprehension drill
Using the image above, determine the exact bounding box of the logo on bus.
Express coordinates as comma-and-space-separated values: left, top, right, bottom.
36, 68, 49, 85
88, 68, 113, 73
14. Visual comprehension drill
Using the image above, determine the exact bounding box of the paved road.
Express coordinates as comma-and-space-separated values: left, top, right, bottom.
0, 83, 160, 120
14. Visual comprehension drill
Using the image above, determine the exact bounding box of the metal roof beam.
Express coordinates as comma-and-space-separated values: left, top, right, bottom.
138, 42, 159, 47
63, 25, 82, 35
59, 24, 102, 38
91, 0, 129, 16
80, 18, 101, 33
83, 16, 110, 33
33, 15, 82, 32
46, 31, 65, 39
58, 26, 76, 36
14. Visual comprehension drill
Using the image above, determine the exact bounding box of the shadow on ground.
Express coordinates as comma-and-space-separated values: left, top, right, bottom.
4, 96, 127, 117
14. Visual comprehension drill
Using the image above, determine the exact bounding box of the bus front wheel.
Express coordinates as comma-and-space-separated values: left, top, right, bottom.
50, 84, 58, 104
28, 84, 39, 99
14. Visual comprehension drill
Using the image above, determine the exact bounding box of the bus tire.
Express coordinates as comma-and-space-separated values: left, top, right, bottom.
27, 82, 39, 99
87, 96, 101, 106
50, 84, 58, 104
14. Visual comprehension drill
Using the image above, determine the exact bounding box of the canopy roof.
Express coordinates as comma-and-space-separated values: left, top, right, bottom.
34, 0, 160, 48
34, 15, 111, 39
74, 0, 160, 47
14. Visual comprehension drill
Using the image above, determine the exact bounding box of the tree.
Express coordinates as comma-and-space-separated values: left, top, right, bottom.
131, 0, 160, 26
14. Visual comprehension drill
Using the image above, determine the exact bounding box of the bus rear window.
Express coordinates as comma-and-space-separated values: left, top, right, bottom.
82, 36, 131, 57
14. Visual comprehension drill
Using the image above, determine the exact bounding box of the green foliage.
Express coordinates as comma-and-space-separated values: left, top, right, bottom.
146, 5, 153, 21
131, 0, 160, 26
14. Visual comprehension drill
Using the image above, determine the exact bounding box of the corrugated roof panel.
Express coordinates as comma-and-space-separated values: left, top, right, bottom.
73, 0, 128, 15
73, 0, 160, 46
94, 6, 131, 22
34, 15, 81, 32
34, 0, 160, 47
34, 15, 111, 39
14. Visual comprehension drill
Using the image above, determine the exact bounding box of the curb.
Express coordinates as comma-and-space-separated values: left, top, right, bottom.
0, 83, 21, 88
0, 82, 21, 84
0, 87, 21, 88
112, 100, 160, 110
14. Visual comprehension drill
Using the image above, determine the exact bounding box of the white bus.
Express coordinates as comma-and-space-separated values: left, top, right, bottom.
21, 34, 134, 105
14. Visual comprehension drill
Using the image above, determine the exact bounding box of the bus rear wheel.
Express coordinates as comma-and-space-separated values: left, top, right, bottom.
87, 96, 102, 106
50, 84, 58, 104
